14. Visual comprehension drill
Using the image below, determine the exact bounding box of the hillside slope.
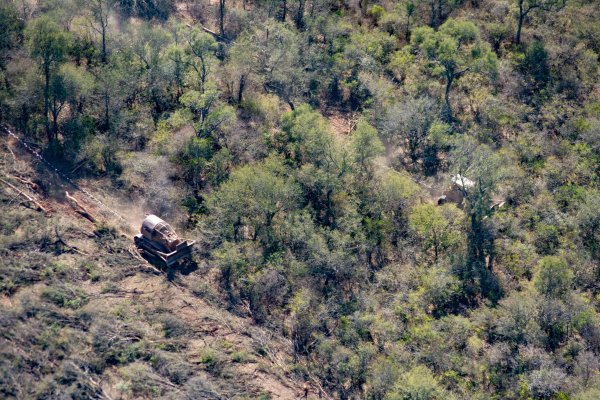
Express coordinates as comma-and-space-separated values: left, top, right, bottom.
0, 137, 320, 399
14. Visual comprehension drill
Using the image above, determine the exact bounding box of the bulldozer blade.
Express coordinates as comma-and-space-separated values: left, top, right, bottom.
162, 240, 196, 267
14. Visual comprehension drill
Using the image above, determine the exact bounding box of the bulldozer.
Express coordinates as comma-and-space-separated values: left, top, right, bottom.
134, 215, 195, 267
437, 174, 474, 208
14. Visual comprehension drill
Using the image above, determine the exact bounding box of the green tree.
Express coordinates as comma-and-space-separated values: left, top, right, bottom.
351, 119, 384, 179
375, 171, 419, 244
223, 22, 305, 109
165, 42, 185, 98
519, 40, 550, 85
59, 63, 95, 116
405, 1, 415, 40
386, 365, 448, 400
295, 0, 306, 29
207, 156, 300, 249
518, 39, 551, 101
278, 105, 349, 227
48, 69, 68, 137
117, 0, 174, 20
409, 203, 463, 262
26, 16, 71, 144
181, 26, 217, 93
0, 3, 22, 123
289, 288, 318, 355
534, 256, 573, 299
129, 23, 176, 120
495, 291, 543, 346
179, 136, 231, 190
577, 190, 600, 264
223, 33, 255, 103
180, 85, 236, 139
258, 22, 306, 110
279, 104, 337, 167
92, 59, 131, 132
351, 119, 384, 266
411, 19, 497, 120
0, 3, 21, 70
333, 30, 396, 107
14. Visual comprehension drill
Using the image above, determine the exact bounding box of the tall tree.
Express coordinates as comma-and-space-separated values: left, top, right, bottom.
86, 0, 114, 63
0, 2, 21, 70
224, 33, 255, 103
0, 3, 22, 123
577, 190, 600, 266
26, 16, 71, 144
295, 0, 306, 29
451, 139, 508, 302
130, 23, 174, 120
182, 27, 217, 93
405, 1, 415, 40
378, 96, 437, 168
254, 22, 306, 110
351, 119, 384, 181
534, 256, 573, 299
279, 104, 336, 167
411, 19, 497, 121
514, 0, 566, 45
219, 0, 226, 37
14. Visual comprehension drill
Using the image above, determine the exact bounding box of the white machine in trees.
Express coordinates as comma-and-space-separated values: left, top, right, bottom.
437, 174, 505, 210
437, 174, 474, 208
134, 215, 195, 267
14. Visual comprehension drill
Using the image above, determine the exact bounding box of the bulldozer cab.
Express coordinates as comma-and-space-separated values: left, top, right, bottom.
142, 217, 179, 250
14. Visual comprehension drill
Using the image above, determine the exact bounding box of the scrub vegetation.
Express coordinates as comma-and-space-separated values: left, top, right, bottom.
1, 0, 599, 398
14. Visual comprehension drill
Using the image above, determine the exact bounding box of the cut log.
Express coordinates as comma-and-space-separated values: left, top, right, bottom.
65, 191, 97, 223
0, 177, 50, 214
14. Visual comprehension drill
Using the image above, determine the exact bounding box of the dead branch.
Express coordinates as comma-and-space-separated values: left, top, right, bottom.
70, 159, 88, 174
65, 191, 97, 222
346, 112, 359, 135
12, 175, 38, 191
307, 371, 333, 400
72, 227, 98, 238
54, 226, 88, 255
66, 361, 114, 400
0, 177, 50, 214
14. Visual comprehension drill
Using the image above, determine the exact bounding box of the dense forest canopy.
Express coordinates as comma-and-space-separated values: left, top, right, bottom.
1, 0, 600, 398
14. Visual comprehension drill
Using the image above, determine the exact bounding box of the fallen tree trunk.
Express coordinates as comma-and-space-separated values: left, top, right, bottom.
65, 191, 97, 223
0, 177, 50, 214
185, 23, 228, 42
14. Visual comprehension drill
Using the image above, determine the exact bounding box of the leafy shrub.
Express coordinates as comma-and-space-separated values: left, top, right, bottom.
42, 285, 89, 309
200, 348, 221, 373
